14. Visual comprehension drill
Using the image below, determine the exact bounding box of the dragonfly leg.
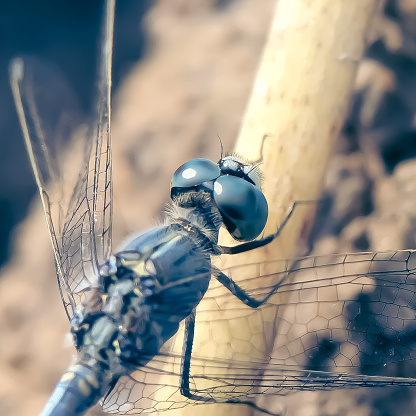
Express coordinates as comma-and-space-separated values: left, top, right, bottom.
180, 310, 282, 416
180, 311, 221, 403
214, 268, 283, 308
180, 311, 196, 399
218, 200, 320, 255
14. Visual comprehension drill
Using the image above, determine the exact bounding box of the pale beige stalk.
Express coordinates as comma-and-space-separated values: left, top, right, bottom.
160, 1, 379, 416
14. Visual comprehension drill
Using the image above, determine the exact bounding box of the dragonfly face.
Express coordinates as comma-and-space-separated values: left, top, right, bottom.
171, 156, 268, 241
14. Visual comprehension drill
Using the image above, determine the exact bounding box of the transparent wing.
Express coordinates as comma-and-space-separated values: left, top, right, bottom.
9, 0, 115, 320
60, 0, 115, 306
102, 249, 416, 414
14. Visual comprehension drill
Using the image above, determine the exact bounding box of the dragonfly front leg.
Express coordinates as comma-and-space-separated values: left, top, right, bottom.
218, 200, 320, 255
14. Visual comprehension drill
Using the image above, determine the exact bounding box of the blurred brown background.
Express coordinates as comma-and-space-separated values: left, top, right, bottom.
2, 0, 416, 415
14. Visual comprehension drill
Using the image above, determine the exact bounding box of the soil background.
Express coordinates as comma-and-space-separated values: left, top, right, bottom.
2, 0, 416, 415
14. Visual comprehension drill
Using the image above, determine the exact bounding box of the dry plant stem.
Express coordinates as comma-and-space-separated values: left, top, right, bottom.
168, 1, 379, 416
231, 0, 379, 264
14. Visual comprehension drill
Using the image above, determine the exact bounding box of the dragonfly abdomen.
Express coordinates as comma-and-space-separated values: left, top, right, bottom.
38, 362, 111, 416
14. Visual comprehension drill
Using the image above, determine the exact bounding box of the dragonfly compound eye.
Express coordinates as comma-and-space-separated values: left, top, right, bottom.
170, 158, 220, 199
213, 175, 268, 241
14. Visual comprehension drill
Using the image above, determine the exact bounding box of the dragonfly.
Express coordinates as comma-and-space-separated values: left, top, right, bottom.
9, 0, 416, 415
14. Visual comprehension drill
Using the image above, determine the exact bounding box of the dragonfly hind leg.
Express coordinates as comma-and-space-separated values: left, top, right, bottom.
179, 311, 282, 415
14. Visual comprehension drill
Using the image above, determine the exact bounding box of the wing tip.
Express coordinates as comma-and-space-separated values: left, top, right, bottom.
9, 57, 24, 83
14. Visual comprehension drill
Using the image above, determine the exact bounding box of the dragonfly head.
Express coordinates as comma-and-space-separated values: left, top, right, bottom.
170, 156, 268, 241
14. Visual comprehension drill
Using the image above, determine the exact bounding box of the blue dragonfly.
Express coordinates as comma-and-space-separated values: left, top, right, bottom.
10, 0, 416, 415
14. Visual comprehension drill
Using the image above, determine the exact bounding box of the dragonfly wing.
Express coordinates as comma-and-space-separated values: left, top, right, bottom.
102, 355, 188, 414
87, 0, 115, 268
102, 354, 416, 415
60, 0, 115, 301
201, 250, 416, 370
9, 0, 115, 319
10, 57, 84, 318
102, 249, 416, 413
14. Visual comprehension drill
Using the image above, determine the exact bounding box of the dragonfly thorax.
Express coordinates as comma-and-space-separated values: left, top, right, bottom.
170, 156, 268, 241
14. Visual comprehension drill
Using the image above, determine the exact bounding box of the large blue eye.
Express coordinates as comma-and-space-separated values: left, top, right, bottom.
171, 158, 220, 191
213, 175, 268, 241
